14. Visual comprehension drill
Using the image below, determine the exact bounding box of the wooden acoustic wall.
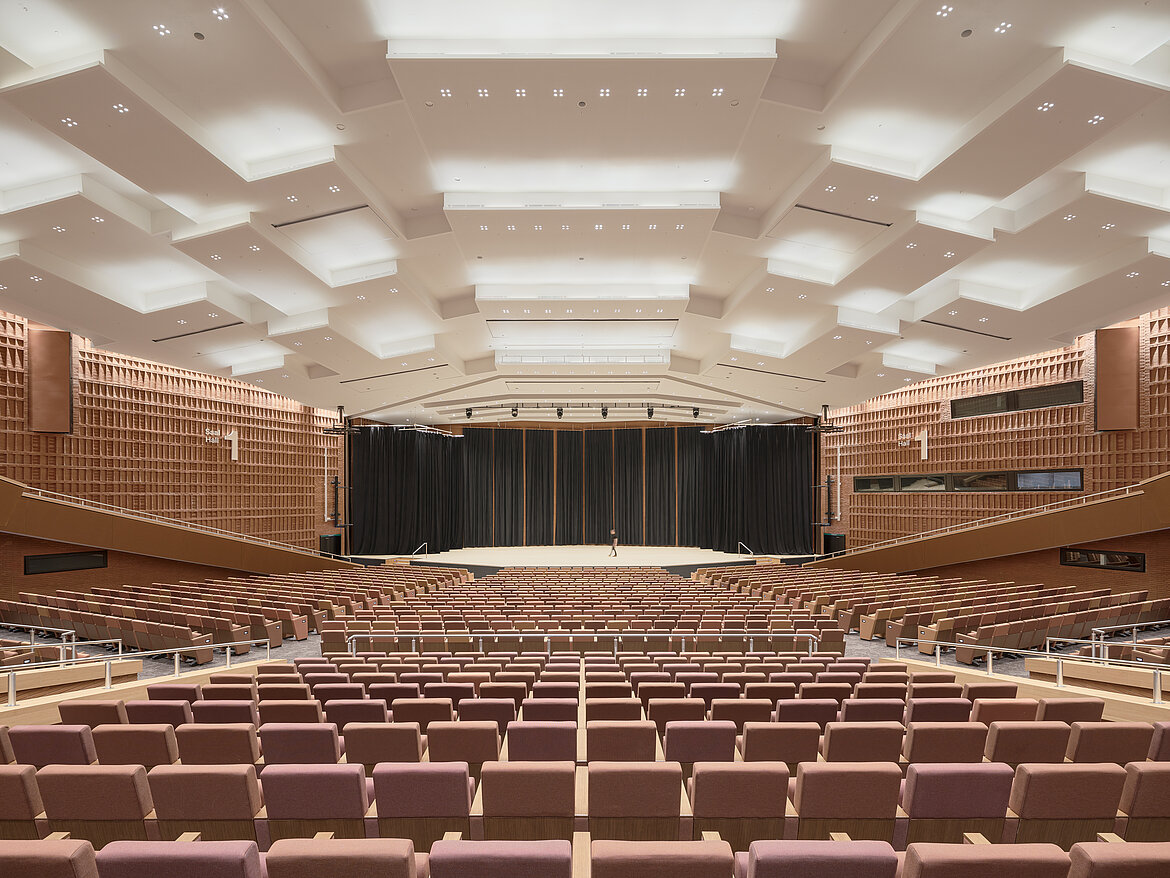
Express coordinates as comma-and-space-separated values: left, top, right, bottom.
0, 311, 341, 549
824, 309, 1170, 548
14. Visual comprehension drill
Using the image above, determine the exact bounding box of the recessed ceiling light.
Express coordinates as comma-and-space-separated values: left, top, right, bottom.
1162, 280, 1170, 287
52, 225, 65, 233
552, 88, 564, 97
1126, 271, 1140, 278
876, 373, 885, 377
648, 223, 657, 230
212, 7, 229, 21
208, 312, 219, 317
595, 224, 603, 230
621, 224, 630, 230
948, 310, 958, 316
865, 340, 873, 345
757, 362, 764, 367
281, 374, 289, 379
210, 254, 221, 261
286, 195, 298, 203
674, 88, 686, 97
355, 295, 366, 301
675, 224, 685, 230
936, 5, 953, 17
656, 308, 663, 313
1063, 214, 1076, 221
1088, 114, 1105, 125
994, 21, 1012, 33
636, 88, 648, 97
502, 308, 510, 314
153, 24, 171, 35
765, 287, 775, 292
544, 309, 552, 314
824, 185, 837, 192
507, 224, 516, 231
943, 250, 956, 258
293, 341, 303, 346
328, 185, 340, 193
599, 88, 610, 97
711, 87, 724, 97
177, 319, 187, 325
401, 362, 408, 366
112, 103, 129, 114
867, 194, 879, 202
29, 276, 42, 282
566, 308, 573, 314
60, 117, 77, 128
515, 88, 527, 97
904, 377, 913, 382
832, 335, 843, 340
561, 224, 570, 230
1101, 223, 1116, 230
477, 88, 489, 98
533, 224, 542, 231
323, 336, 333, 341
797, 294, 808, 300
439, 88, 452, 97
91, 216, 104, 223
0, 285, 6, 290
978, 317, 989, 323
1037, 101, 1055, 112
906, 242, 917, 249
593, 308, 599, 313
388, 288, 397, 293
480, 225, 489, 231
248, 244, 260, 252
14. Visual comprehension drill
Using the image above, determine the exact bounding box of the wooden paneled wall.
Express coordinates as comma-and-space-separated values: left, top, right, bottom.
824, 309, 1170, 548
0, 312, 341, 549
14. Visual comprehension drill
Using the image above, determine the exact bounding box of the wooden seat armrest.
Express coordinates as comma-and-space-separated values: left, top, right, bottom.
177, 832, 202, 842
963, 833, 991, 845
443, 831, 463, 841
572, 831, 591, 878
1097, 832, 1126, 843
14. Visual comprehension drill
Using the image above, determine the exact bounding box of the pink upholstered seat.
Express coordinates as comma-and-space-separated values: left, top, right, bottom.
95, 840, 264, 878
737, 839, 897, 878
428, 839, 572, 878
591, 839, 734, 878
9, 725, 96, 767
504, 721, 577, 761
901, 842, 1069, 877
266, 837, 423, 878
0, 838, 99, 878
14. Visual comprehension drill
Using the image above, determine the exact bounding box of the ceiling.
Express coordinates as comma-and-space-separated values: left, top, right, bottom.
0, 1, 1168, 425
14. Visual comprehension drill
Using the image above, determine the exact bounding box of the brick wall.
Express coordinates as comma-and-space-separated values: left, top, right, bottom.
0, 312, 342, 549
824, 310, 1168, 548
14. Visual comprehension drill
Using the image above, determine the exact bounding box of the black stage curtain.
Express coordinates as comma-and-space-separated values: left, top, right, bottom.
555, 431, 583, 545
525, 429, 554, 546
583, 430, 614, 544
493, 429, 523, 546
645, 427, 676, 545
676, 426, 709, 548
349, 426, 462, 555
613, 428, 643, 546
460, 427, 493, 547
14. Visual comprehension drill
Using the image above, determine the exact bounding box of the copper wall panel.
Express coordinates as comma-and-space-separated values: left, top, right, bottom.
26, 328, 72, 433
1095, 326, 1140, 431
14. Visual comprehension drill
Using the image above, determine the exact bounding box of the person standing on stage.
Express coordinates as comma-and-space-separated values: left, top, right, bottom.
609, 528, 618, 557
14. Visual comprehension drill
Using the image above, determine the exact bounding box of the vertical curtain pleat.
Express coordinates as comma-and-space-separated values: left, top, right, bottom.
613, 428, 643, 546
555, 431, 583, 545
525, 429, 555, 545
583, 430, 614, 544
644, 427, 676, 545
492, 429, 523, 546
460, 427, 493, 547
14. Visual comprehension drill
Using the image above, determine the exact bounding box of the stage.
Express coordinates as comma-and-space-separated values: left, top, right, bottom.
353, 544, 811, 576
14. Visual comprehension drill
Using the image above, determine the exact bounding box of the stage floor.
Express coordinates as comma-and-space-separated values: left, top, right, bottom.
357, 544, 777, 568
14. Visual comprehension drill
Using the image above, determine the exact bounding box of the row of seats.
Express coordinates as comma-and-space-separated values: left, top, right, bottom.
3, 758, 1169, 851
5, 835, 1167, 878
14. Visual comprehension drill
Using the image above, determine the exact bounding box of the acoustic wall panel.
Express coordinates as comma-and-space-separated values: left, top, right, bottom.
26, 327, 72, 433
1095, 326, 1140, 431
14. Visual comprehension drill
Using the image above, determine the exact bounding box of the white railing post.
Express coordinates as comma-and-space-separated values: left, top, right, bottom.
986, 650, 993, 675
1056, 659, 1064, 688
7, 672, 15, 707
103, 661, 112, 690
174, 653, 181, 677
225, 646, 232, 668
935, 644, 941, 667
1154, 670, 1163, 705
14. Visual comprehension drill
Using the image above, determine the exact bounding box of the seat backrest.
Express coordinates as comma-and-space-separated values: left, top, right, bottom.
9, 725, 96, 767
426, 721, 501, 763
740, 722, 820, 764
1067, 841, 1170, 878
1149, 721, 1170, 761
970, 698, 1039, 724
663, 721, 737, 763
903, 722, 988, 763
504, 721, 577, 761
901, 842, 1069, 878
260, 764, 369, 819
58, 700, 128, 728
745, 840, 897, 878
0, 763, 44, 820
587, 762, 683, 817
1066, 722, 1155, 764
688, 762, 789, 818
145, 684, 204, 705
0, 725, 12, 763
481, 760, 575, 816
258, 701, 325, 724
147, 764, 262, 820
905, 699, 971, 723
258, 722, 341, 764
821, 722, 904, 762
373, 762, 473, 817
266, 838, 419, 878
93, 724, 179, 768
902, 763, 1014, 818
985, 722, 1071, 766
175, 723, 260, 765
342, 722, 423, 764
794, 763, 900, 819
125, 701, 194, 727
1008, 763, 1127, 818
590, 839, 734, 878
1036, 698, 1105, 724
37, 764, 153, 820
0, 838, 100, 878
427, 839, 572, 878
587, 721, 658, 762
191, 701, 260, 726
95, 840, 264, 878
1119, 762, 1170, 818
520, 698, 578, 722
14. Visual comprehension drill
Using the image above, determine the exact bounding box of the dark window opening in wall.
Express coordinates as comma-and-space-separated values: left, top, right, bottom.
898, 474, 947, 492
954, 472, 1010, 491
951, 381, 1083, 419
854, 476, 896, 493
1017, 470, 1083, 491
1060, 547, 1145, 573
24, 550, 108, 575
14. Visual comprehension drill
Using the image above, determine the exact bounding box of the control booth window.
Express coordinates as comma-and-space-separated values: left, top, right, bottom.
1060, 547, 1145, 573
854, 476, 896, 493
898, 475, 947, 492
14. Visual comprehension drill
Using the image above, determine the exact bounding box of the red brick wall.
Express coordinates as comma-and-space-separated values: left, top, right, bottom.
918, 529, 1170, 601
0, 533, 248, 600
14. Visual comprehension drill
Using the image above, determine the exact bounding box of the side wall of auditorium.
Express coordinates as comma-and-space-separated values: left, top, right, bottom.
0, 312, 339, 551
824, 308, 1170, 548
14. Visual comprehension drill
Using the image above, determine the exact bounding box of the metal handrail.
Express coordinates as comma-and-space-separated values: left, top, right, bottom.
23, 485, 330, 559
4, 638, 272, 708
819, 482, 1144, 560
412, 543, 428, 556
345, 630, 820, 657
1087, 618, 1170, 658
0, 622, 79, 662
896, 636, 1168, 704
737, 542, 754, 556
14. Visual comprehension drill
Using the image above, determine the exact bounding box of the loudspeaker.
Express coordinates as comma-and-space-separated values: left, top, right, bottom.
823, 532, 846, 554
319, 533, 342, 556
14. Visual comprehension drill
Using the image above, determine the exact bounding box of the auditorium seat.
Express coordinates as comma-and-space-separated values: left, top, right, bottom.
710, 699, 773, 731
962, 682, 1019, 700
391, 698, 455, 732
838, 698, 904, 723
688, 762, 788, 852
902, 762, 1014, 843
175, 723, 260, 765
261, 763, 370, 842
984, 721, 1071, 767
94, 840, 263, 878
1067, 840, 1170, 878
457, 698, 516, 732
664, 721, 737, 770
591, 839, 733, 878
970, 698, 1039, 724
323, 698, 389, 730
1066, 722, 1155, 765
476, 760, 575, 840
428, 838, 571, 878
648, 699, 707, 735
1037, 698, 1106, 723
587, 761, 685, 840
586, 698, 644, 721
200, 684, 258, 703
736, 839, 898, 878
904, 699, 971, 723
92, 724, 179, 769
258, 701, 325, 725
57, 700, 128, 728
124, 700, 193, 727
1009, 762, 1128, 848
587, 721, 659, 762
0, 837, 98, 878
374, 762, 473, 851
9, 726, 96, 767
37, 764, 153, 848
146, 684, 203, 704
900, 841, 1070, 878
266, 837, 424, 878
738, 722, 820, 770
147, 764, 262, 841
259, 723, 341, 764
0, 764, 44, 839
1120, 762, 1170, 841
426, 721, 500, 778
792, 762, 901, 841
503, 721, 576, 762
820, 722, 903, 763
773, 699, 838, 731
0, 726, 12, 764
521, 698, 578, 722
342, 722, 424, 770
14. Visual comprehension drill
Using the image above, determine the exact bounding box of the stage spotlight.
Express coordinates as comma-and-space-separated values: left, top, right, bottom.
692, 407, 699, 418
601, 406, 608, 419
647, 406, 654, 419
557, 406, 563, 419
511, 405, 518, 418
465, 408, 472, 419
